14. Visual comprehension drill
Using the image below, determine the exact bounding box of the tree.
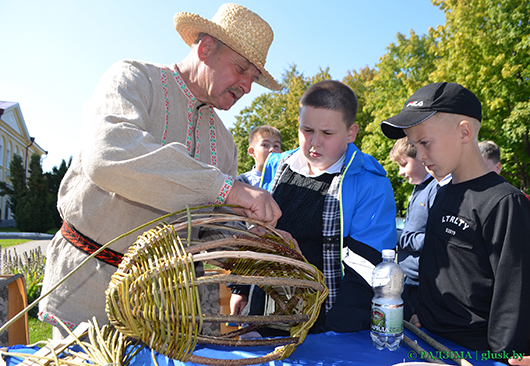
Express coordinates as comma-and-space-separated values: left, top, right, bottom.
357, 29, 440, 215
16, 154, 54, 232
44, 157, 71, 228
0, 154, 58, 232
431, 0, 530, 192
343, 66, 377, 144
0, 154, 26, 222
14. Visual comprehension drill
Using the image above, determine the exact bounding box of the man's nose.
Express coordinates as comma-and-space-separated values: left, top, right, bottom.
240, 74, 253, 95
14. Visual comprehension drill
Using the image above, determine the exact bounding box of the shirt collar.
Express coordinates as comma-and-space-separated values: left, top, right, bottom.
288, 150, 345, 177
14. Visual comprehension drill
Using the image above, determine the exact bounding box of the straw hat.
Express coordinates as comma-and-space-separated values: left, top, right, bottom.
174, 3, 280, 91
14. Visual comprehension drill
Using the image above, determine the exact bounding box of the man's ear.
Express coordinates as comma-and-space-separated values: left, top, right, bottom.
248, 146, 256, 158
197, 35, 216, 61
348, 123, 359, 143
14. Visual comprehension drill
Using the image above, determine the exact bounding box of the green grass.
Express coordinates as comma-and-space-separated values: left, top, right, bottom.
0, 239, 32, 249
28, 316, 53, 343
0, 227, 20, 232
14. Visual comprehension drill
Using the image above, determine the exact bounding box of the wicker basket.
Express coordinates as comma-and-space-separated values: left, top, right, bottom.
106, 207, 328, 365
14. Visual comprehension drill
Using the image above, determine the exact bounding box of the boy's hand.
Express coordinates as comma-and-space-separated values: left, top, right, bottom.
409, 314, 422, 328
226, 181, 281, 227
274, 229, 301, 253
230, 293, 248, 316
509, 356, 530, 366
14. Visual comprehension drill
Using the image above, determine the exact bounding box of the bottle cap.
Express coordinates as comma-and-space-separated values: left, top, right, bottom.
382, 249, 395, 259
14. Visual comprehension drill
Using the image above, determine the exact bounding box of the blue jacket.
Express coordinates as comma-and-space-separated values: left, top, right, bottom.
261, 143, 397, 268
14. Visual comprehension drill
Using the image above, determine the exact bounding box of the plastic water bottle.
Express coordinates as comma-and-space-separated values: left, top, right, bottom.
370, 249, 404, 351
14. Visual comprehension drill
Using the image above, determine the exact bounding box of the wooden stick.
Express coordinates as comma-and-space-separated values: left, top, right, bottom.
17, 322, 90, 366
404, 321, 474, 366
403, 334, 447, 364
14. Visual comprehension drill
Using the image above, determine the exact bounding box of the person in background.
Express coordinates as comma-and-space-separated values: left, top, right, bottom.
478, 140, 502, 174
229, 125, 282, 317
237, 126, 282, 186
389, 137, 438, 321
381, 82, 530, 354
232, 80, 397, 334
479, 139, 530, 200
39, 3, 282, 338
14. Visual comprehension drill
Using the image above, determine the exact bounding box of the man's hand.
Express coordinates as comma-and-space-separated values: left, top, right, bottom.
226, 181, 281, 227
230, 293, 248, 316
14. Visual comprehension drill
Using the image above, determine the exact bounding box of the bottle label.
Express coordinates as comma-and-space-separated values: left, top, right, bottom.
371, 303, 403, 335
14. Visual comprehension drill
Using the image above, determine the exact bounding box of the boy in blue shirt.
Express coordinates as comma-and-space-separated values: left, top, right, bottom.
237, 126, 282, 186
233, 80, 397, 333
389, 137, 439, 320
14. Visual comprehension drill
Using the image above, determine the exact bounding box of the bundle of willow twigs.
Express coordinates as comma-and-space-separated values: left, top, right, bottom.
106, 207, 328, 366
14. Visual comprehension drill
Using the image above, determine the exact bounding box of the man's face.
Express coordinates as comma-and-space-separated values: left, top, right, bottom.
298, 106, 358, 175
405, 113, 462, 180
200, 41, 261, 110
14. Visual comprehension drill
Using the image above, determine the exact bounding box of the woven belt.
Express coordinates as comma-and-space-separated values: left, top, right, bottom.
61, 221, 123, 267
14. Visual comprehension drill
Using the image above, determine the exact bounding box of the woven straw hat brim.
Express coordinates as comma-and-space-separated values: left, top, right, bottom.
174, 12, 280, 91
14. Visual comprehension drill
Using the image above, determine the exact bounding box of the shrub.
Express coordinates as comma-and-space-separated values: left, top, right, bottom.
2, 247, 46, 317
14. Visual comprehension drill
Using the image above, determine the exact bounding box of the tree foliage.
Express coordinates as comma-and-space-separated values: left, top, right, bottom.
44, 157, 71, 228
0, 154, 26, 221
16, 154, 55, 232
431, 0, 530, 191
0, 155, 70, 232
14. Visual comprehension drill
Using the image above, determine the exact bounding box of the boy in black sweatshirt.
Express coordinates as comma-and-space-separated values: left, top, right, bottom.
381, 82, 530, 355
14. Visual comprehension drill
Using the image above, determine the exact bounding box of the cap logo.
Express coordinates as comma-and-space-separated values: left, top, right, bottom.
406, 101, 424, 107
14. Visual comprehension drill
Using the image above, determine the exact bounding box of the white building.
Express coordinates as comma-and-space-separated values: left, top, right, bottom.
0, 102, 47, 225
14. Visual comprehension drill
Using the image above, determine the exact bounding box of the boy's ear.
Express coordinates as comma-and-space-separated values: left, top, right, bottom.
459, 120, 473, 144
348, 123, 359, 143
247, 146, 256, 158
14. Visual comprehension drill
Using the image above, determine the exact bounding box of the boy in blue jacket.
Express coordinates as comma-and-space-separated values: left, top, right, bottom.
232, 80, 397, 333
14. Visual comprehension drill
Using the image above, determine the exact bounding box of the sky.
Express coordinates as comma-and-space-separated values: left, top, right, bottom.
0, 0, 446, 172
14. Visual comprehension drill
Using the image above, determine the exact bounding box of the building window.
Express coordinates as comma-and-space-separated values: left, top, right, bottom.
0, 136, 4, 167
7, 141, 12, 165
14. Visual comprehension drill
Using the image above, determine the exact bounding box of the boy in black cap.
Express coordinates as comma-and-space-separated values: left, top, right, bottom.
381, 82, 530, 355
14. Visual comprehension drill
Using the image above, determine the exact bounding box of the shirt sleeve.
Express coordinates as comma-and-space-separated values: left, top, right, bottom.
486, 193, 530, 353
80, 60, 233, 213
346, 173, 397, 252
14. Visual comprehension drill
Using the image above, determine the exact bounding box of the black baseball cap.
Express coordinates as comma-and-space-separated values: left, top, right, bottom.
380, 82, 482, 139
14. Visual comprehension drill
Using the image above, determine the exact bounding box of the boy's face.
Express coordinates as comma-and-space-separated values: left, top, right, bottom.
405, 113, 462, 179
396, 156, 428, 185
298, 106, 358, 175
248, 133, 281, 168
482, 156, 502, 174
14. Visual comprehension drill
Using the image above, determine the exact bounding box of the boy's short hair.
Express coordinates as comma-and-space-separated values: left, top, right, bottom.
478, 140, 501, 164
389, 137, 417, 162
299, 80, 358, 128
248, 125, 281, 146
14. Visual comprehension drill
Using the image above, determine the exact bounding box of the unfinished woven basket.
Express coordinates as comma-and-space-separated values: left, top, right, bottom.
106, 207, 328, 366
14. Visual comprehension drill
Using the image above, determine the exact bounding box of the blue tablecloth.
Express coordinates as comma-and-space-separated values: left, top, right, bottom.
5, 329, 507, 366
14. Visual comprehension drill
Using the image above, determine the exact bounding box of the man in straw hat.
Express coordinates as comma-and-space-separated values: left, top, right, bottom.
39, 3, 282, 338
